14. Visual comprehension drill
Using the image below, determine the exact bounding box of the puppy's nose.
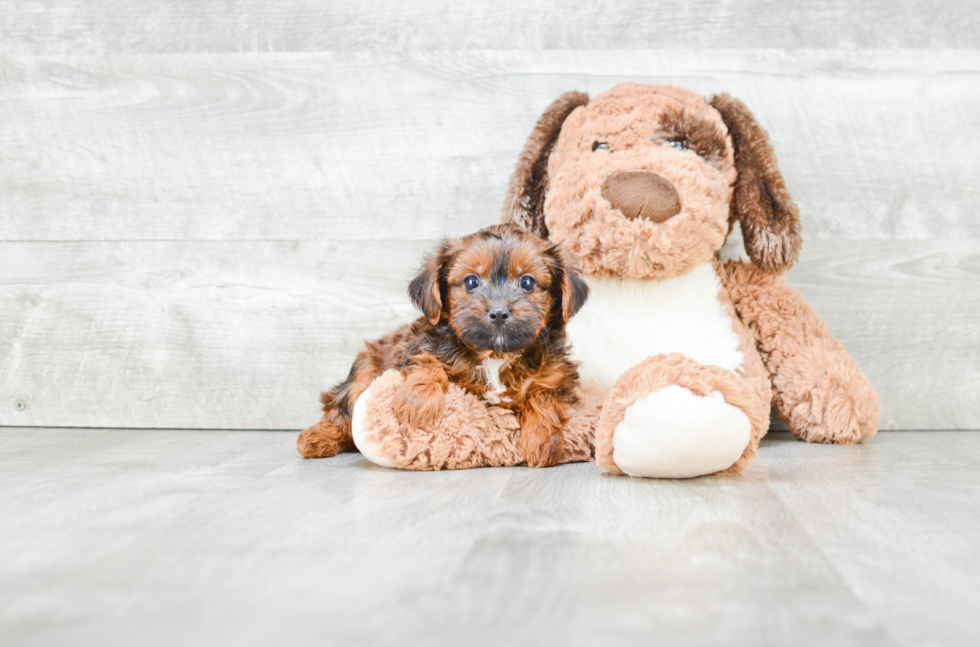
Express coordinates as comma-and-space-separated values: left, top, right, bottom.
488, 306, 511, 325
601, 171, 681, 223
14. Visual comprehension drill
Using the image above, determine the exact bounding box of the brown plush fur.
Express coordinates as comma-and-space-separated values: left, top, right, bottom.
354, 369, 604, 470
587, 258, 774, 477
504, 83, 739, 280
314, 82, 880, 478
497, 82, 879, 475
503, 91, 590, 238
297, 224, 589, 468
594, 353, 769, 476
501, 83, 805, 281
710, 94, 802, 274
720, 260, 880, 444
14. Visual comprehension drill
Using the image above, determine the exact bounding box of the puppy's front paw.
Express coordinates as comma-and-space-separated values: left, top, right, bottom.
520, 424, 563, 468
393, 377, 446, 429
297, 420, 351, 458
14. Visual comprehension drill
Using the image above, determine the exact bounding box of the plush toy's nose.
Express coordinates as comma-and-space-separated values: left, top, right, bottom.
601, 171, 681, 223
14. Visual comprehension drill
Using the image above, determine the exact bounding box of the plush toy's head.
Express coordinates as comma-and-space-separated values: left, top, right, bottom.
503, 83, 802, 279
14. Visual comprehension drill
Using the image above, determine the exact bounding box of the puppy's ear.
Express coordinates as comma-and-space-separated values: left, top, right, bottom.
409, 242, 450, 325
549, 244, 590, 322
710, 94, 802, 274
502, 91, 590, 238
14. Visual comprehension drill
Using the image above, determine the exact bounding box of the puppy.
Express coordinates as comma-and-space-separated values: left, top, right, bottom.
297, 223, 589, 468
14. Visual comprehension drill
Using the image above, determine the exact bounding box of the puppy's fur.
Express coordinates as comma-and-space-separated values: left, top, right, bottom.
297, 224, 589, 468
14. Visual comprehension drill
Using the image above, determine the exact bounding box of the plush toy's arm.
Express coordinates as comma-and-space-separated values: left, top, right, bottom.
720, 260, 880, 444
352, 369, 602, 470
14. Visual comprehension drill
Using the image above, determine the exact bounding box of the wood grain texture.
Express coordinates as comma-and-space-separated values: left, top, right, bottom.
1, 427, 978, 646
0, 239, 429, 430
766, 433, 980, 647
786, 241, 980, 432
2, 50, 979, 242
3, 9, 978, 433
1, 238, 976, 430
1, 1, 977, 54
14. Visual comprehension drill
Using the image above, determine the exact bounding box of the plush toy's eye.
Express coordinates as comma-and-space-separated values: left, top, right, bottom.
463, 275, 480, 291
667, 140, 686, 150
518, 275, 536, 292
592, 141, 610, 152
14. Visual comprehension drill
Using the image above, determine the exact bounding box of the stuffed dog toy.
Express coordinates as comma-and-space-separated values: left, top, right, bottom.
310, 83, 881, 478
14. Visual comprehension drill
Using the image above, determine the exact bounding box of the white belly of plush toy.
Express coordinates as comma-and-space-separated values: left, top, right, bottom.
567, 262, 744, 389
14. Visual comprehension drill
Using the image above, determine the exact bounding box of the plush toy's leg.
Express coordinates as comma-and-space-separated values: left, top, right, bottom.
721, 260, 881, 445
350, 369, 603, 470
350, 380, 397, 468
595, 354, 769, 478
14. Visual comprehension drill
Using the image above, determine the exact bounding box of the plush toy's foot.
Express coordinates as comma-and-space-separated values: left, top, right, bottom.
351, 381, 398, 467
596, 354, 769, 478
612, 385, 751, 478
781, 370, 880, 445
349, 369, 602, 471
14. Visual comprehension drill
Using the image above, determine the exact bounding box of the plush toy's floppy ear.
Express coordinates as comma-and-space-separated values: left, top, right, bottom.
709, 94, 802, 274
502, 91, 590, 237
408, 242, 451, 325
548, 244, 590, 322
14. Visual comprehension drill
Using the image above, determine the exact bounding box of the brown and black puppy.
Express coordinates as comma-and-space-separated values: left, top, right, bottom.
297, 223, 589, 467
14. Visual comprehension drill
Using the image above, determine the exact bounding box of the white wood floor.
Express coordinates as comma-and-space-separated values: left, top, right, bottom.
2, 428, 978, 647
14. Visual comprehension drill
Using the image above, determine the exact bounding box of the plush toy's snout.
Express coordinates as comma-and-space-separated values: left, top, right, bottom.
503, 85, 806, 277
600, 171, 682, 224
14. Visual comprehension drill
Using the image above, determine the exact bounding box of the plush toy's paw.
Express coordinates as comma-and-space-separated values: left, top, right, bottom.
783, 370, 881, 445
611, 385, 751, 478
595, 354, 769, 478
297, 419, 352, 458
350, 369, 521, 471
351, 380, 399, 468
348, 370, 601, 471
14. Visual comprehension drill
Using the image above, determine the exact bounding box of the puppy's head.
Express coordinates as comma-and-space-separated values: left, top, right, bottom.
409, 224, 588, 354
502, 83, 802, 279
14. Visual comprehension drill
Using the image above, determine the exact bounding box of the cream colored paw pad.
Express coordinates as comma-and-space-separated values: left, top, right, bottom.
612, 385, 751, 478
351, 380, 397, 468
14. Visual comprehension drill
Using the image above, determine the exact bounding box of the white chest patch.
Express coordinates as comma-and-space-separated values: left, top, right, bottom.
478, 358, 510, 404
566, 262, 744, 389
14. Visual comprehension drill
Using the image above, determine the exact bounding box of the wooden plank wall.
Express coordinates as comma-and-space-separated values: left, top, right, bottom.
1, 2, 978, 431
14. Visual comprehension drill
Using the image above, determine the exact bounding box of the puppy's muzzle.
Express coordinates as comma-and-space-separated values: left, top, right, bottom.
601, 171, 681, 223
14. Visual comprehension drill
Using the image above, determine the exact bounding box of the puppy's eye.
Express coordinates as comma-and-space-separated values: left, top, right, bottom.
667, 140, 686, 151
518, 275, 536, 292
463, 275, 480, 291
592, 141, 610, 152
